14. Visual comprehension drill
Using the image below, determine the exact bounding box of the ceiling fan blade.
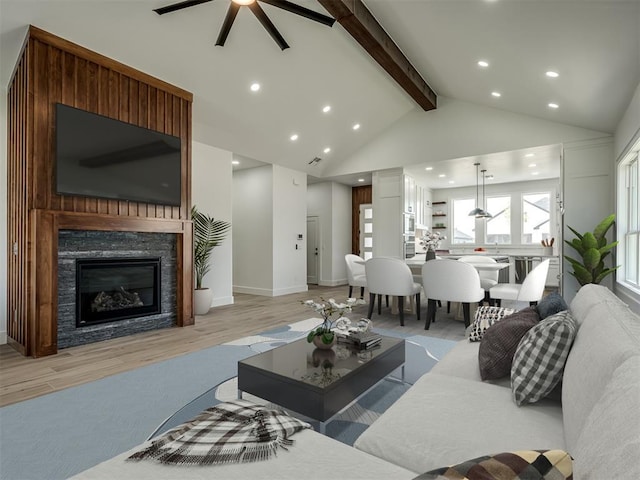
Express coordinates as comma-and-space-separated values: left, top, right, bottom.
260, 0, 335, 27
248, 2, 290, 50
215, 2, 241, 46
153, 0, 213, 15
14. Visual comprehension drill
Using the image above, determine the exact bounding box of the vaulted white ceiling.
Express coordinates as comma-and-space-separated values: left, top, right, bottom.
1, 0, 638, 187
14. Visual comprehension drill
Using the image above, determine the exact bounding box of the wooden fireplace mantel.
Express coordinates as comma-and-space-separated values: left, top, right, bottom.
28, 210, 194, 357
6, 26, 194, 357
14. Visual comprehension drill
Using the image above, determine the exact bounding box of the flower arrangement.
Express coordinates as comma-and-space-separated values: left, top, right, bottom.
420, 230, 447, 251
302, 297, 365, 345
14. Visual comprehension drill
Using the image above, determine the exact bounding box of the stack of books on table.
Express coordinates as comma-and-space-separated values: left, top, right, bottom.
336, 331, 382, 350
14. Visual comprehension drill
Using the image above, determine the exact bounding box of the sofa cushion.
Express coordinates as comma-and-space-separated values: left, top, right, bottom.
469, 306, 515, 342
354, 373, 565, 474
413, 449, 573, 480
478, 307, 540, 380
563, 285, 640, 452
572, 357, 640, 479
535, 292, 568, 320
511, 311, 577, 405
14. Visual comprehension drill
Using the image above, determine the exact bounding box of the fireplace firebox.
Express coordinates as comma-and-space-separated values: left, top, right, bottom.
76, 258, 161, 327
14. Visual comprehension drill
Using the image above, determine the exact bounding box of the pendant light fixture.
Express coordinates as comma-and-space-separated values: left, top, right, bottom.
478, 169, 492, 218
468, 163, 486, 216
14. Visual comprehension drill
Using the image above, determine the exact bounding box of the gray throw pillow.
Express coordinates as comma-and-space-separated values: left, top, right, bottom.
536, 292, 568, 320
478, 307, 540, 381
511, 310, 578, 405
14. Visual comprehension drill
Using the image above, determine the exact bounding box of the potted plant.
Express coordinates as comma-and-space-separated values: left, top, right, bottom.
302, 297, 365, 349
564, 213, 619, 286
192, 205, 231, 315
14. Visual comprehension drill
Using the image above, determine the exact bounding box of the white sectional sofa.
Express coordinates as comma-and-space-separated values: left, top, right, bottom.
75, 284, 640, 479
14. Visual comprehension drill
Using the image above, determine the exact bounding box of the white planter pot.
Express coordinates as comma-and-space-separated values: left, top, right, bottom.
194, 288, 213, 315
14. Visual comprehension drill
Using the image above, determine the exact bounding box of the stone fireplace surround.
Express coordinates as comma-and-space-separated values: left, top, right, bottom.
58, 231, 177, 349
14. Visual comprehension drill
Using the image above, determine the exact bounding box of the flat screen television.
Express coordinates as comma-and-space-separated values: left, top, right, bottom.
55, 103, 182, 206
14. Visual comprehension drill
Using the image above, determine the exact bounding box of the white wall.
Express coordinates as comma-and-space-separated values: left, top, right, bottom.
324, 97, 611, 177
191, 141, 233, 307
562, 138, 615, 302
0, 86, 6, 344
272, 165, 308, 296
613, 82, 640, 313
233, 166, 273, 295
331, 182, 352, 285
614, 82, 640, 160
307, 182, 352, 286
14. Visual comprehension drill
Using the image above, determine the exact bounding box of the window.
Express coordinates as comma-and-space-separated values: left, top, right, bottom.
522, 193, 551, 244
619, 151, 639, 290
452, 198, 475, 244
485, 196, 511, 244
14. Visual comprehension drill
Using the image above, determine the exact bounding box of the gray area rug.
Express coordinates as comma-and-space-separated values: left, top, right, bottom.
0, 320, 456, 480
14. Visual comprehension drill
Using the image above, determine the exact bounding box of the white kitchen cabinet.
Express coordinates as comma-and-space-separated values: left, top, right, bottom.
403, 174, 416, 214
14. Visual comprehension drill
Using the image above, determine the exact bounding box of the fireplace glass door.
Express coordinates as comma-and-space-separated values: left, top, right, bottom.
76, 258, 161, 326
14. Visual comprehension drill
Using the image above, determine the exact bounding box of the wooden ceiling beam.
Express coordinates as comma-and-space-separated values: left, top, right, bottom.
317, 0, 437, 111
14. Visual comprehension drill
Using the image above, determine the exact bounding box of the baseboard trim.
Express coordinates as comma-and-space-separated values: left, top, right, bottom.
318, 279, 348, 287
0, 331, 6, 345
233, 285, 308, 297
211, 296, 234, 307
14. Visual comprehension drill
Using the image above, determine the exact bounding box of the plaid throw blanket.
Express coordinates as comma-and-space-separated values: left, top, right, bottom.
127, 399, 311, 466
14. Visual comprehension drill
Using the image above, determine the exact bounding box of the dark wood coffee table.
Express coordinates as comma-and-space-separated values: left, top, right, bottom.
237, 335, 405, 434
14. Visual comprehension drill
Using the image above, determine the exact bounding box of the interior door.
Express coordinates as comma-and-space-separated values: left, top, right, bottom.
307, 216, 319, 284
359, 204, 373, 260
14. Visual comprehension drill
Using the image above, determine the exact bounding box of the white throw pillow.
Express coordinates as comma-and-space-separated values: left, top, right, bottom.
468, 306, 515, 342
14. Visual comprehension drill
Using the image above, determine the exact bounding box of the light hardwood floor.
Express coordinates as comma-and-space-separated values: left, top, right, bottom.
0, 285, 467, 407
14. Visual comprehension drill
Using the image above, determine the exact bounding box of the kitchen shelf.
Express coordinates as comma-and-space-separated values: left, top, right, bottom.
432, 201, 447, 205
432, 214, 446, 217
432, 226, 447, 229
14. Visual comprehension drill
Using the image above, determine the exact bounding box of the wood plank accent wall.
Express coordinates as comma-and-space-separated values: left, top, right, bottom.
351, 185, 372, 255
7, 26, 195, 357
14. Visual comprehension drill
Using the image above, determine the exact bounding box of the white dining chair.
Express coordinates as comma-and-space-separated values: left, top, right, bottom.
344, 254, 367, 298
421, 259, 485, 330
490, 259, 550, 307
365, 257, 421, 326
458, 255, 499, 305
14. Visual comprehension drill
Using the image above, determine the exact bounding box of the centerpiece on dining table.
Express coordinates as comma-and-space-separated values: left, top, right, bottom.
420, 230, 447, 260
302, 297, 365, 349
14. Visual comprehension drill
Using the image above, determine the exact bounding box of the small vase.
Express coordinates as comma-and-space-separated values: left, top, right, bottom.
312, 334, 337, 350
426, 248, 436, 261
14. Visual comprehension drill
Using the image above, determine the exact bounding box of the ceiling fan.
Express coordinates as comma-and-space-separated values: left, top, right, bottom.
153, 0, 335, 50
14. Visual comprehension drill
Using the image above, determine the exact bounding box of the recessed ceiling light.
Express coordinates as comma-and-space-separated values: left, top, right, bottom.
352, 123, 361, 130
322, 105, 331, 113
548, 103, 559, 109
546, 71, 559, 78
438, 174, 446, 178
323, 147, 331, 154
250, 83, 260, 92
529, 163, 537, 168
532, 172, 540, 176
232, 160, 240, 165
525, 153, 535, 158
487, 175, 494, 180
425, 167, 433, 171
491, 91, 501, 97
290, 134, 298, 141
478, 60, 489, 68
233, 0, 255, 5
448, 180, 455, 184
358, 178, 365, 183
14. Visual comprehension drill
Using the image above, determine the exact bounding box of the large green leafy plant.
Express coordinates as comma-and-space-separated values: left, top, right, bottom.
191, 205, 231, 290
564, 214, 619, 286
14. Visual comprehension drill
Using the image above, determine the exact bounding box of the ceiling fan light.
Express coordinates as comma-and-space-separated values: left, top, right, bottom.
468, 207, 485, 216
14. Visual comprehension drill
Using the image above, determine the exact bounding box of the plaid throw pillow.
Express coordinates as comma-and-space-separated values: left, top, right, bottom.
413, 449, 573, 480
469, 306, 515, 342
511, 310, 577, 405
